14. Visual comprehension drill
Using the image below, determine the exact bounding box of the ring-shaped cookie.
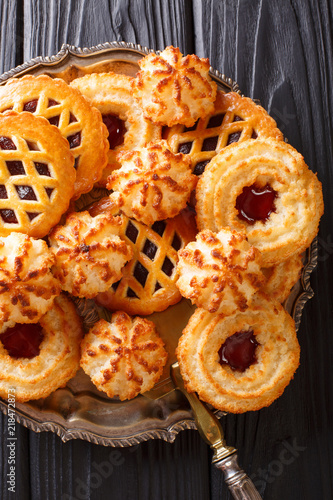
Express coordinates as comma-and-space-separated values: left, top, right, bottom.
176, 294, 300, 413
196, 138, 324, 266
0, 295, 83, 402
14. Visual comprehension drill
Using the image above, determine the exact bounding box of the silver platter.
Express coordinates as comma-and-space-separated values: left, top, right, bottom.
0, 42, 318, 446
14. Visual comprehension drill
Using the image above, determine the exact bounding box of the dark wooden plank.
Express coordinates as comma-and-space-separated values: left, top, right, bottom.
0, 0, 23, 73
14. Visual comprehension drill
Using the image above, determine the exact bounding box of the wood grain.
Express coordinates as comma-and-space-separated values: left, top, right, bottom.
0, 1, 332, 499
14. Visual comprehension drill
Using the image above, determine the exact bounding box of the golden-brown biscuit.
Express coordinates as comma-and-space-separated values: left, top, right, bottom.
90, 198, 197, 316
196, 138, 324, 266
132, 46, 217, 127
80, 311, 168, 400
0, 111, 75, 237
0, 232, 61, 332
0, 75, 109, 198
49, 210, 133, 298
165, 90, 283, 175
0, 294, 83, 402
176, 294, 300, 413
176, 228, 264, 314
70, 72, 162, 186
107, 140, 197, 226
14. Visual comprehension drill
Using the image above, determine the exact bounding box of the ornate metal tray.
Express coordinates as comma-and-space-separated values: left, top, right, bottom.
0, 42, 318, 446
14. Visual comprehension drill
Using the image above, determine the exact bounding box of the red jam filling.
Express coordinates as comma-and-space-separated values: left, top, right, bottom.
0, 323, 44, 359
102, 114, 126, 149
218, 329, 258, 372
236, 183, 277, 224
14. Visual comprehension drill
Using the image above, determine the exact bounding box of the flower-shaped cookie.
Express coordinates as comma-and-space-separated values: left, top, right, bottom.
0, 232, 61, 332
49, 211, 133, 298
132, 46, 217, 127
176, 228, 264, 314
80, 311, 168, 400
107, 140, 197, 226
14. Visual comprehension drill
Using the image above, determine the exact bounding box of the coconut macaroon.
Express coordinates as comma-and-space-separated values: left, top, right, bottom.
80, 311, 168, 400
132, 46, 217, 127
176, 228, 264, 314
262, 253, 304, 304
49, 211, 133, 298
107, 140, 197, 226
0, 232, 61, 332
176, 294, 300, 413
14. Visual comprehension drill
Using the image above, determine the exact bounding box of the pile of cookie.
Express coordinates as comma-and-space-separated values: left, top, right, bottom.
0, 46, 323, 413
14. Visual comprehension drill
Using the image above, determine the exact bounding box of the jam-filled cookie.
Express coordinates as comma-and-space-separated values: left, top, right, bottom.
0, 111, 75, 237
49, 211, 133, 299
0, 75, 109, 198
70, 72, 162, 186
164, 91, 283, 175
176, 228, 264, 314
176, 294, 300, 413
0, 232, 61, 331
0, 294, 83, 402
196, 138, 324, 266
80, 311, 168, 400
90, 197, 197, 316
132, 46, 217, 127
262, 253, 303, 304
108, 140, 197, 226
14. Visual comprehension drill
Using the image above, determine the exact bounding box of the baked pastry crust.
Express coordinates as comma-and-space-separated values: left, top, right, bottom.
0, 111, 75, 237
176, 294, 300, 413
80, 311, 168, 400
0, 294, 83, 402
0, 232, 61, 332
165, 90, 283, 175
70, 72, 162, 186
49, 211, 133, 298
176, 228, 264, 314
107, 140, 197, 226
132, 46, 217, 127
196, 138, 324, 266
0, 74, 109, 198
262, 253, 303, 303
91, 198, 197, 316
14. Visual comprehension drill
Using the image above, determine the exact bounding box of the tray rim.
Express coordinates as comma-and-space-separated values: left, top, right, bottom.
0, 41, 317, 446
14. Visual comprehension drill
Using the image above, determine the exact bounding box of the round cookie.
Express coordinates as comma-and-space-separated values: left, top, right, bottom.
0, 294, 83, 402
80, 311, 168, 400
0, 111, 75, 237
70, 72, 162, 186
176, 294, 300, 413
196, 138, 324, 266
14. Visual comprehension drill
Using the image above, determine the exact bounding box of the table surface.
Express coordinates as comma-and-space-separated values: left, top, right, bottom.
0, 1, 332, 499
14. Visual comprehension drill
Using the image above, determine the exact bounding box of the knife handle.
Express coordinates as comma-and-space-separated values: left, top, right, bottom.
215, 453, 262, 500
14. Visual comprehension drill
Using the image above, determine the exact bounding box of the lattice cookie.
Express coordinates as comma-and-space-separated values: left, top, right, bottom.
164, 91, 283, 175
90, 197, 197, 315
0, 74, 109, 198
0, 111, 75, 237
70, 72, 162, 186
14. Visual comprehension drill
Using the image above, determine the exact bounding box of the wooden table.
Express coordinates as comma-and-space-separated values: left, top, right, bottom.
0, 1, 332, 499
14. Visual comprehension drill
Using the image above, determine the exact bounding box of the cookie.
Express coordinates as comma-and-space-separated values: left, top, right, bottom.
0, 294, 83, 402
108, 140, 197, 226
164, 90, 283, 175
176, 294, 300, 413
70, 72, 162, 186
80, 311, 168, 400
0, 74, 109, 198
0, 232, 61, 332
49, 211, 133, 298
0, 111, 75, 237
196, 138, 324, 266
90, 198, 197, 316
176, 228, 264, 314
262, 253, 303, 303
132, 46, 217, 127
